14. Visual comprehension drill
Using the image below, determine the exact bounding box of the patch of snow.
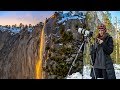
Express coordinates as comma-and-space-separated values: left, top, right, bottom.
28, 27, 33, 32
67, 72, 83, 79
67, 29, 71, 31
67, 64, 120, 79
63, 22, 66, 25
57, 36, 60, 38
69, 16, 79, 19
114, 64, 120, 70
63, 11, 70, 14
58, 17, 68, 24
10, 28, 21, 33
115, 70, 120, 79
0, 26, 20, 34
114, 64, 120, 79
0, 26, 33, 34
58, 11, 86, 24
59, 16, 82, 23
59, 43, 63, 46
82, 65, 91, 79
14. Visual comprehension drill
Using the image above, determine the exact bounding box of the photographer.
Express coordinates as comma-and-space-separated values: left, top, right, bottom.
90, 24, 116, 79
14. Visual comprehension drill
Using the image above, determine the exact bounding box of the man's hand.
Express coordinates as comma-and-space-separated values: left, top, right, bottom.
97, 38, 103, 44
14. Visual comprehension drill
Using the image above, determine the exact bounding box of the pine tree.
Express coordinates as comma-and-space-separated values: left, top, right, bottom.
44, 25, 84, 78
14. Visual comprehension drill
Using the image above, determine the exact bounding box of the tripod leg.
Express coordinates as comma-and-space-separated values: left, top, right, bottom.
66, 42, 85, 78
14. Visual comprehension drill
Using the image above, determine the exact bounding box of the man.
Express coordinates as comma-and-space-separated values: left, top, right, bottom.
90, 24, 116, 79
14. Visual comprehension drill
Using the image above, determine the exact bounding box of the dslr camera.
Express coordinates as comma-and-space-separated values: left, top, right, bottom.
78, 28, 93, 38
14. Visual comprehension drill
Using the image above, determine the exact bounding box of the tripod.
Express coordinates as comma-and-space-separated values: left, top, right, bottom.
65, 41, 84, 79
65, 36, 89, 78
88, 37, 97, 79
65, 36, 97, 79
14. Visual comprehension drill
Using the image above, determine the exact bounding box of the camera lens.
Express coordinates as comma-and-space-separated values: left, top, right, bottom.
89, 31, 93, 37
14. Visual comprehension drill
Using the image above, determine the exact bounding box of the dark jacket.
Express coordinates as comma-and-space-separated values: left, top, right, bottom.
93, 41, 106, 69
90, 33, 116, 79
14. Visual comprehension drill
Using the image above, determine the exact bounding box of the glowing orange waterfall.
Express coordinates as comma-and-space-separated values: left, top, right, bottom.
35, 27, 45, 79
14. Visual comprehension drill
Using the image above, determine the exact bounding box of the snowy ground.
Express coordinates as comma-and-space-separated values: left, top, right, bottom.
67, 64, 120, 79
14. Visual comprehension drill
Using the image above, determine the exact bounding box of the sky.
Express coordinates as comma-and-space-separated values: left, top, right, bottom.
0, 11, 54, 26
109, 11, 120, 27
0, 11, 120, 26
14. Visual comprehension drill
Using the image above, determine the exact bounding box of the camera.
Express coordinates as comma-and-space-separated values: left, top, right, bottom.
78, 28, 93, 37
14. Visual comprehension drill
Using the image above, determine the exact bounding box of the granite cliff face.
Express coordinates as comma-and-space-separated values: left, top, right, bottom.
0, 24, 44, 79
